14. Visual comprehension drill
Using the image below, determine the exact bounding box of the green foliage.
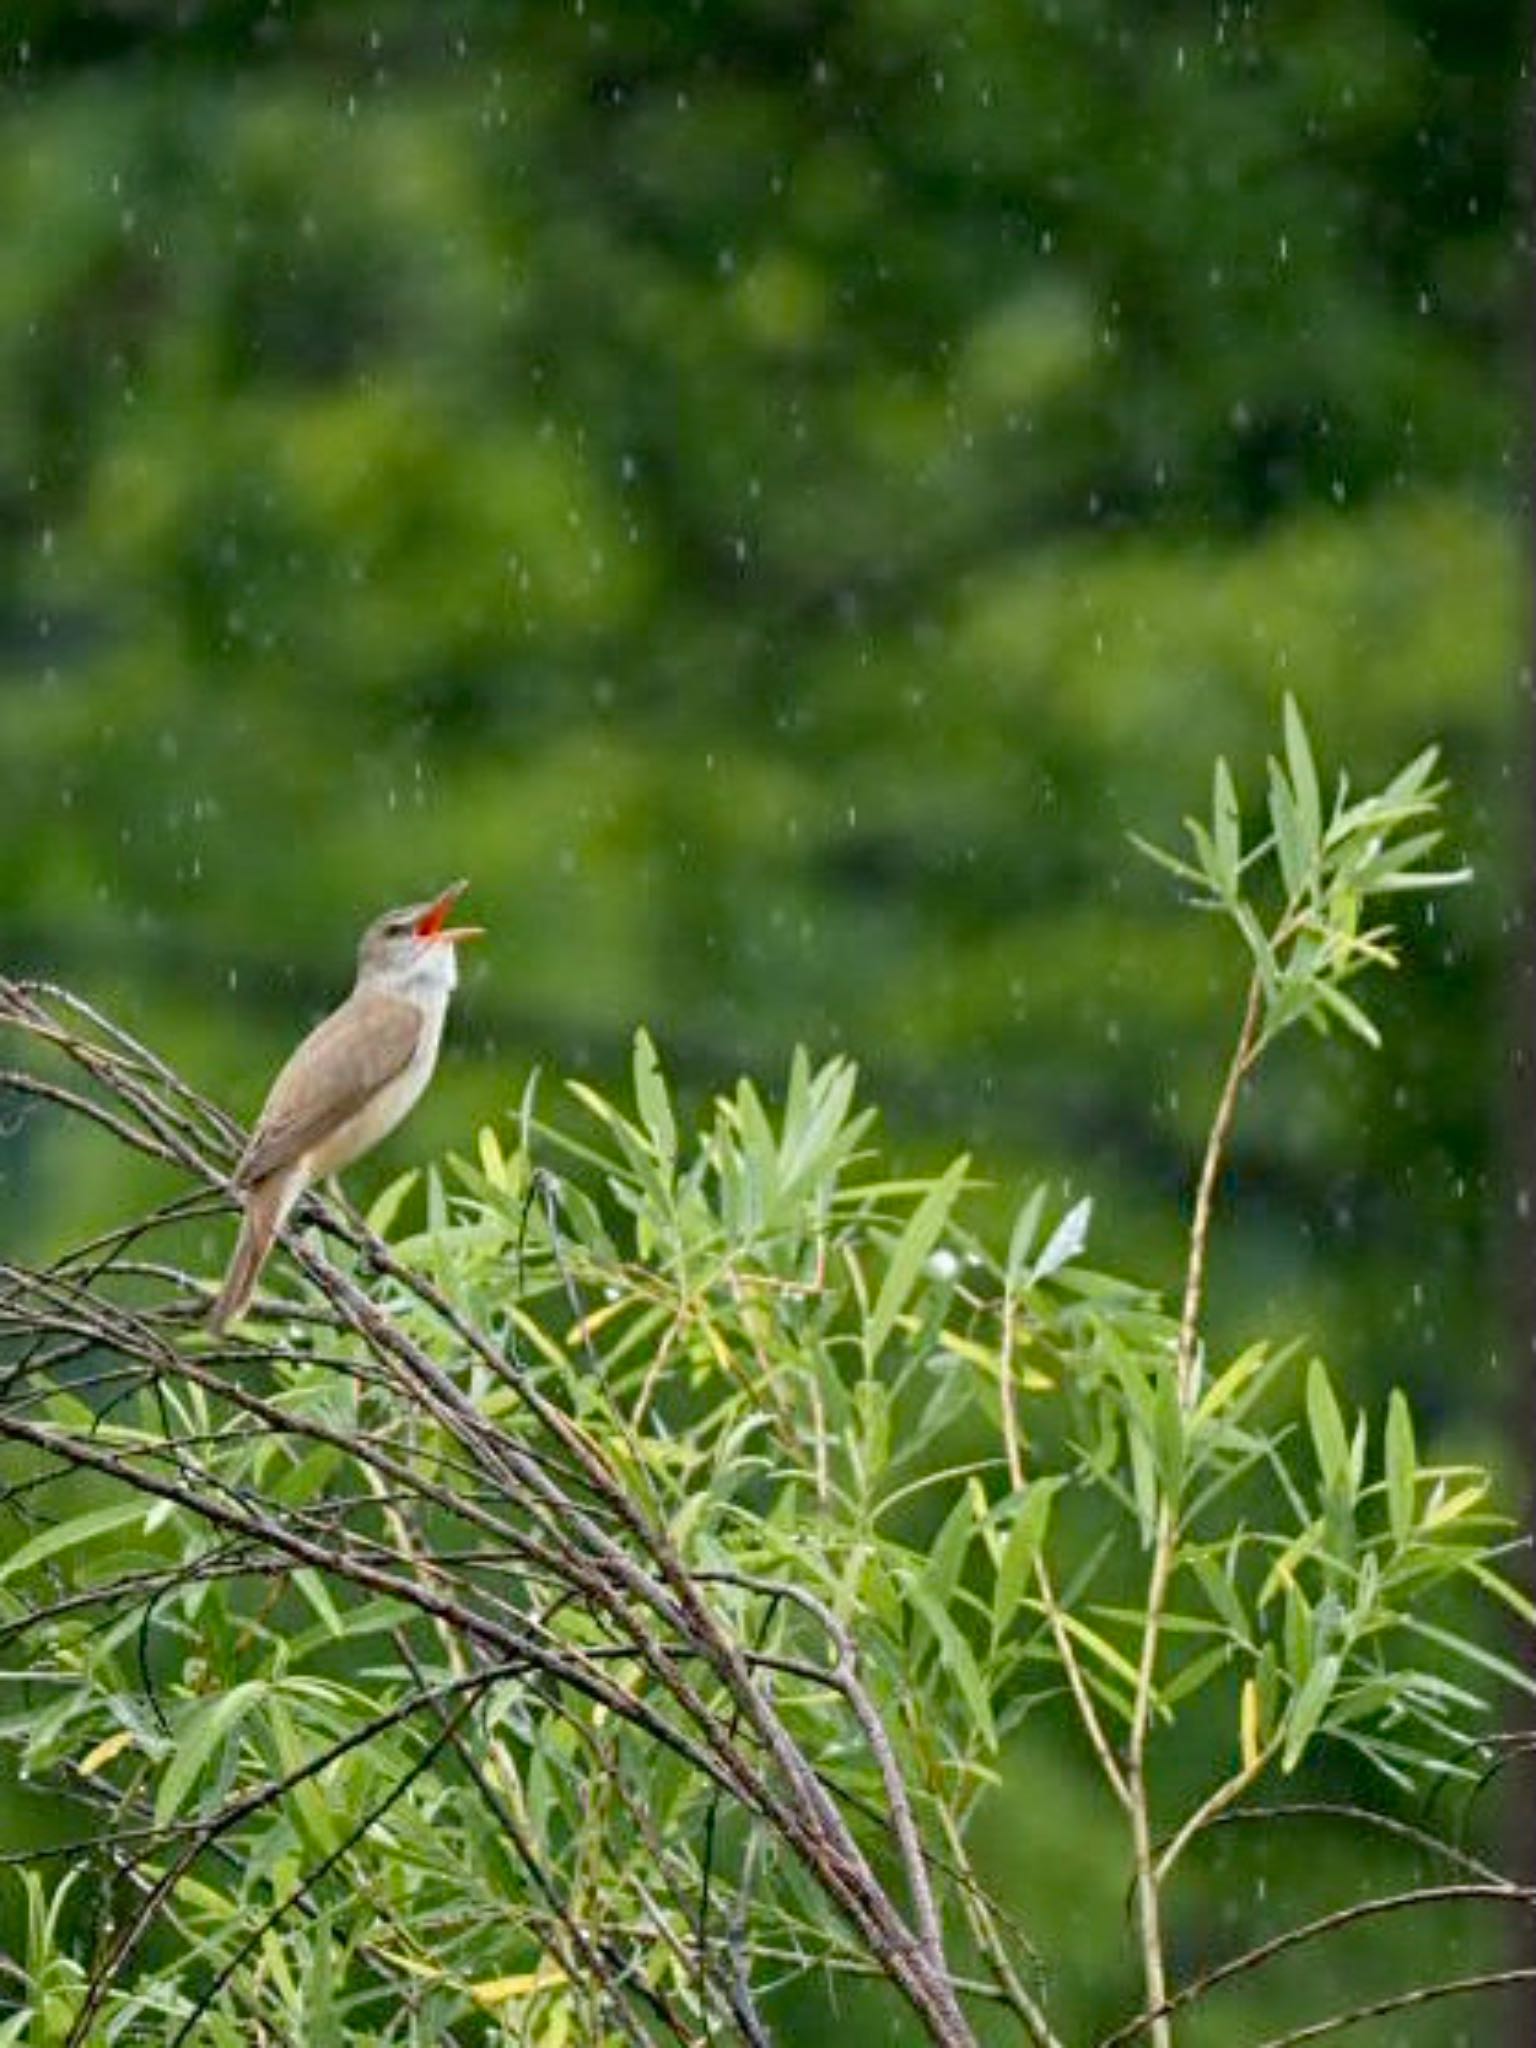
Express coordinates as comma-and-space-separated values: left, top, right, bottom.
0, 712, 1528, 2044
1135, 696, 1471, 1056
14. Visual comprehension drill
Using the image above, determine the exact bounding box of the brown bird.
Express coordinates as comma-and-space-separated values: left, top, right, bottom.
207, 879, 484, 1334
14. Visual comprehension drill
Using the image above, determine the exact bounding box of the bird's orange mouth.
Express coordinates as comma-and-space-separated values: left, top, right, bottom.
415, 879, 485, 944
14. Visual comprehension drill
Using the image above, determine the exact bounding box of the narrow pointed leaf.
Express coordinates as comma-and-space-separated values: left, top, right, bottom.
155, 1683, 270, 1827
1385, 1390, 1416, 1546
1027, 1195, 1092, 1286
867, 1156, 969, 1361
1283, 694, 1322, 856
1283, 1651, 1342, 1770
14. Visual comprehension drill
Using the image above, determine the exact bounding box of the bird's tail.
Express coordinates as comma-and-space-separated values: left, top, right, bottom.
207, 1170, 304, 1335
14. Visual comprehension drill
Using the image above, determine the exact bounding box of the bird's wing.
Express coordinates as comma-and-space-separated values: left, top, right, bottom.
236, 990, 422, 1186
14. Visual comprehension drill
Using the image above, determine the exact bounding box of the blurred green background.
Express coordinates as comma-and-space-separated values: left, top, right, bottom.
0, 1, 1527, 2039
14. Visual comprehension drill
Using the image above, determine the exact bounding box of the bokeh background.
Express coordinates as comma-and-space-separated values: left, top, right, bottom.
0, 1, 1528, 2040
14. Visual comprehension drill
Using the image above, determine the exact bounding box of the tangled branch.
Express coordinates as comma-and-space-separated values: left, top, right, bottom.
0, 974, 986, 2046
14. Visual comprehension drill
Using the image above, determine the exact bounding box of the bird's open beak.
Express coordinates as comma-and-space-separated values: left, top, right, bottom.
414, 878, 485, 945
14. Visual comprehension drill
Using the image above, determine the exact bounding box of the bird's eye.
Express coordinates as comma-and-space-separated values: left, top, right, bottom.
384, 919, 412, 937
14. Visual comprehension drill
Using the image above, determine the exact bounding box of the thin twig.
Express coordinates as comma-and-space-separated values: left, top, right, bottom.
1099, 1882, 1536, 2047
1124, 968, 1267, 2047
0, 975, 984, 2046
1175, 972, 1264, 1403
1243, 1967, 1536, 2048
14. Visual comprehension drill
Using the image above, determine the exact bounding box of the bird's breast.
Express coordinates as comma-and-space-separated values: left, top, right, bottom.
305, 1004, 445, 1177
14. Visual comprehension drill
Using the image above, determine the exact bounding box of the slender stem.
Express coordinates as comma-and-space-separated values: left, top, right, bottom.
999, 1283, 1026, 1494
1153, 1740, 1278, 1887
1125, 967, 1267, 2045
1243, 1968, 1536, 2048
1100, 1882, 1535, 2047
1035, 1558, 1131, 1813
1002, 1278, 1130, 1819
935, 1801, 1066, 2048
1003, 1270, 1133, 2028
1176, 973, 1264, 1404
1125, 1526, 1176, 2048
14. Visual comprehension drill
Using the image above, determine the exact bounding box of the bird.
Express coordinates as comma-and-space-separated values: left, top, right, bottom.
207, 879, 484, 1334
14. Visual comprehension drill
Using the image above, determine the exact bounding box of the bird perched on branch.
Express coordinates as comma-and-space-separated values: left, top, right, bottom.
208, 879, 483, 1334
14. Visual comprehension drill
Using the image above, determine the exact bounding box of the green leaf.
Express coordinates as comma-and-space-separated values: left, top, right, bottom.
1384, 1390, 1416, 1546
1375, 742, 1440, 814
1268, 761, 1306, 899
365, 1169, 419, 1237
1402, 1616, 1536, 1700
1162, 1641, 1233, 1708
1312, 980, 1383, 1050
0, 1500, 153, 1583
155, 1682, 270, 1827
905, 1579, 997, 1750
1254, 1643, 1282, 1732
778, 1054, 868, 1195
1281, 1576, 1313, 1676
1027, 1195, 1092, 1286
1283, 694, 1322, 858
1195, 1341, 1287, 1426
923, 1489, 978, 1606
992, 1479, 1063, 1637
291, 1569, 344, 1637
1152, 1365, 1185, 1497
1211, 757, 1240, 893
1466, 1560, 1536, 1628
1305, 1360, 1352, 1494
631, 1029, 677, 1171
1184, 815, 1223, 895
866, 1155, 969, 1362
1233, 901, 1279, 1000
1282, 1650, 1342, 1771
853, 1379, 891, 1479
1189, 1551, 1250, 1642
1347, 826, 1444, 887
1055, 1609, 1145, 1698
1128, 830, 1207, 889
916, 1353, 979, 1443
269, 1445, 343, 1508
1004, 1184, 1048, 1289
1126, 1419, 1160, 1546
295, 1598, 418, 1654
565, 1079, 662, 1189
267, 1696, 344, 1857
1366, 861, 1473, 894
477, 1123, 510, 1191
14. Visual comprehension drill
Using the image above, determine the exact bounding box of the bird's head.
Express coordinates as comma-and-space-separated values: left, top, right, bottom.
357, 879, 484, 994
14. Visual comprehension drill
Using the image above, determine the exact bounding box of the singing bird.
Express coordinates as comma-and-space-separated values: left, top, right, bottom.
207, 880, 483, 1334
